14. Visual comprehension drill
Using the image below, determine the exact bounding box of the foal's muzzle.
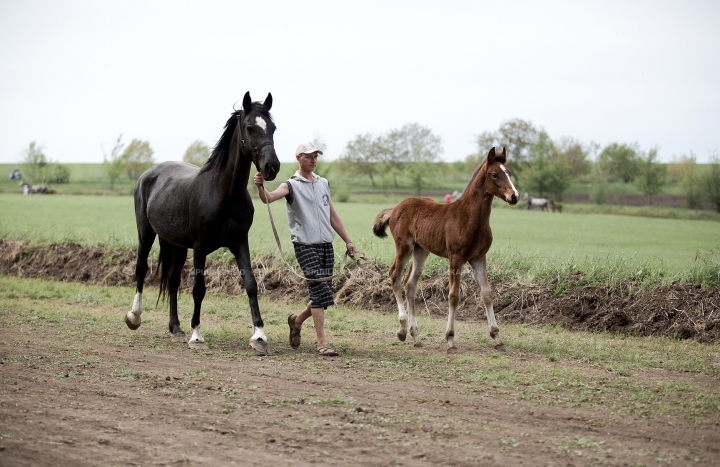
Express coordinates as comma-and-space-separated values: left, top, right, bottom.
508, 193, 518, 206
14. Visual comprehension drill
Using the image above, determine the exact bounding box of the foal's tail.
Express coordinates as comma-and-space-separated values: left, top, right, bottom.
372, 208, 393, 238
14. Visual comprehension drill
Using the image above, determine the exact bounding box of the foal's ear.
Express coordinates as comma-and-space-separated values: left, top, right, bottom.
486, 147, 497, 164
498, 147, 507, 163
263, 93, 273, 110
242, 92, 252, 113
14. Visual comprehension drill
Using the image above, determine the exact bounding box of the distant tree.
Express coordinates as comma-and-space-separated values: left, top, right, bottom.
673, 153, 702, 209
337, 133, 382, 187
469, 118, 539, 174
700, 153, 720, 212
589, 161, 608, 205
20, 141, 70, 185
183, 140, 210, 167
103, 134, 126, 190
598, 142, 639, 183
555, 137, 590, 177
123, 139, 154, 179
633, 147, 666, 205
384, 123, 442, 195
20, 141, 49, 183
521, 132, 572, 199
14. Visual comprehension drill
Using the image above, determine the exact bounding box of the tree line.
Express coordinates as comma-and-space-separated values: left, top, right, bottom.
335, 118, 720, 211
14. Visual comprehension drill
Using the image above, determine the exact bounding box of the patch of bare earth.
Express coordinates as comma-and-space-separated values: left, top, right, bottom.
1, 240, 718, 342
1, 324, 718, 466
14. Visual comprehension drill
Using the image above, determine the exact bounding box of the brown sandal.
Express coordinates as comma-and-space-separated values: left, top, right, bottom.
316, 345, 339, 357
288, 314, 301, 348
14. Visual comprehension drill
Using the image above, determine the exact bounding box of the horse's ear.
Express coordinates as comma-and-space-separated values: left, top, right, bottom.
486, 147, 496, 164
498, 147, 507, 163
242, 92, 252, 113
263, 93, 273, 110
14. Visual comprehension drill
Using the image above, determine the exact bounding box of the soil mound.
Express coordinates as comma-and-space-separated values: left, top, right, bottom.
1, 239, 717, 342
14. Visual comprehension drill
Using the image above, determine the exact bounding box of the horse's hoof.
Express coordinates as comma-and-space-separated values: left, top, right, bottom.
446, 346, 457, 353
397, 330, 407, 342
494, 343, 506, 352
124, 313, 141, 330
249, 339, 269, 356
413, 341, 423, 348
188, 341, 209, 350
171, 332, 188, 343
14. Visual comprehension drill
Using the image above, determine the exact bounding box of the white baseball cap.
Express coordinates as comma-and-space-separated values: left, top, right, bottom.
295, 141, 323, 156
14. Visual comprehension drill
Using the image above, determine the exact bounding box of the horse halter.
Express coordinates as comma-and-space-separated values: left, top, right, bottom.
237, 116, 274, 158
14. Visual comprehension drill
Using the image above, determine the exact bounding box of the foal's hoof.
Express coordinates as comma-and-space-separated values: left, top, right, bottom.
397, 330, 407, 342
494, 343, 506, 352
124, 313, 141, 330
188, 340, 209, 350
171, 332, 188, 343
446, 345, 457, 353
249, 339, 269, 356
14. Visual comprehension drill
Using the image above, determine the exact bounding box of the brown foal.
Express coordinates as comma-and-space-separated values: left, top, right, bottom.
373, 147, 519, 351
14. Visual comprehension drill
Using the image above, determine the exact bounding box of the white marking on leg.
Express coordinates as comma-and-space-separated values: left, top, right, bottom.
250, 326, 267, 343
189, 326, 205, 344
125, 292, 142, 327
255, 116, 267, 132
471, 259, 503, 348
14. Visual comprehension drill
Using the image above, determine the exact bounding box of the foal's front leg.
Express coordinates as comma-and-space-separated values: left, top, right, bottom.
470, 256, 504, 350
445, 258, 463, 352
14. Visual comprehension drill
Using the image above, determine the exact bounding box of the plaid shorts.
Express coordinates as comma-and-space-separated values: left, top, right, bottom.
293, 242, 335, 309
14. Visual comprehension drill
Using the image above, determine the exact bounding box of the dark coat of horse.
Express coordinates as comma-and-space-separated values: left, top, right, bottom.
372, 147, 519, 351
124, 92, 280, 355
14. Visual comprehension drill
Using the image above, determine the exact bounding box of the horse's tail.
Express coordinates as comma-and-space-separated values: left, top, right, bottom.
372, 208, 393, 239
156, 238, 175, 305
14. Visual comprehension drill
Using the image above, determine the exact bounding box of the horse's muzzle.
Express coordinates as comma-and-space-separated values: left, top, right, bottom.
508, 193, 518, 206
263, 161, 280, 181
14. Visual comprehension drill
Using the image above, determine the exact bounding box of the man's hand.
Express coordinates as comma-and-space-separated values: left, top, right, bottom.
346, 241, 357, 259
253, 172, 264, 188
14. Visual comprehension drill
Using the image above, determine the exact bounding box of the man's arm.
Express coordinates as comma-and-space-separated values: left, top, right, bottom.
329, 199, 356, 257
253, 172, 289, 204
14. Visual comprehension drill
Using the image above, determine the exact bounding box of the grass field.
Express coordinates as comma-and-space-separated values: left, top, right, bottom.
1, 193, 718, 288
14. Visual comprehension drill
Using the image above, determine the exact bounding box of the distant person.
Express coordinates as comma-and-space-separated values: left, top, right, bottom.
253, 141, 356, 357
445, 193, 452, 204
9, 169, 21, 180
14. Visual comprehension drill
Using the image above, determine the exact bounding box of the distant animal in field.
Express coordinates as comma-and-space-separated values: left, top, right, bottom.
524, 193, 548, 211
373, 147, 519, 352
550, 201, 563, 213
20, 182, 55, 194
125, 92, 280, 355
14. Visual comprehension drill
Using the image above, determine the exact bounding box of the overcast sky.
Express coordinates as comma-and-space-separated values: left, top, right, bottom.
1, 0, 719, 166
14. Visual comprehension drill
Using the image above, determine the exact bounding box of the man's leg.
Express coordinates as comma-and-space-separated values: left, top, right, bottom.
310, 307, 328, 348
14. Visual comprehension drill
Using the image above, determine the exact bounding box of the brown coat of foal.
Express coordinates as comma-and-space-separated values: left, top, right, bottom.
373, 147, 519, 351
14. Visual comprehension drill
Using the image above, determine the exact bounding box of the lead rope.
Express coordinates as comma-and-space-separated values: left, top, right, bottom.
261, 185, 366, 283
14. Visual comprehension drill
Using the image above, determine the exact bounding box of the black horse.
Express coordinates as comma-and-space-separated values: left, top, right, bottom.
124, 92, 280, 355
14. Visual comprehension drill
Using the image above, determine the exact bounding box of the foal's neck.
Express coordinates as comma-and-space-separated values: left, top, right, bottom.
458, 164, 494, 220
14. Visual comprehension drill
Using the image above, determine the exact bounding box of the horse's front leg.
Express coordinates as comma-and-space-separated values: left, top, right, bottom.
446, 258, 463, 352
231, 241, 268, 356
188, 253, 208, 350
470, 256, 504, 350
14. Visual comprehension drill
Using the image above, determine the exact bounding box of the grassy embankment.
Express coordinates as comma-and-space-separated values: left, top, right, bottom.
1, 193, 718, 290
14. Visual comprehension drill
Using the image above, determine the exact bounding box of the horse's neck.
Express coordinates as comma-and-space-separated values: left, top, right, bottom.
457, 167, 493, 221
219, 130, 251, 198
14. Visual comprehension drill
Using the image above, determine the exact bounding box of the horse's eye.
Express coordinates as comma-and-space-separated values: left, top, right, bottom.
492, 173, 498, 179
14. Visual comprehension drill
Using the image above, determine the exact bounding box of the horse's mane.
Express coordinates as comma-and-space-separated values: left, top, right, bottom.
455, 160, 487, 201
199, 103, 274, 177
